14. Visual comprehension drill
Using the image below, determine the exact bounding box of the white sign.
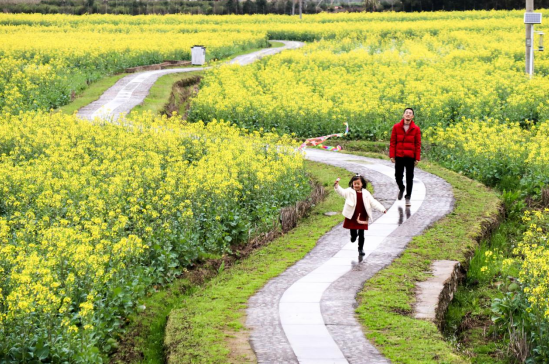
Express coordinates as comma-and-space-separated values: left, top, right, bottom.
524, 12, 542, 24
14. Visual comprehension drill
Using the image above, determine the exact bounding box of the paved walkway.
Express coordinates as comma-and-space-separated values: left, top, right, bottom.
246, 149, 454, 363
77, 40, 304, 121
76, 40, 456, 363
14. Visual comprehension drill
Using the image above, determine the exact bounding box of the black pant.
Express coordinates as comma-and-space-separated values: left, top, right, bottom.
395, 157, 415, 199
350, 229, 365, 250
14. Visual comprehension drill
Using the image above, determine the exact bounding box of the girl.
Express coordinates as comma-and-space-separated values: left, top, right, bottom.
334, 174, 387, 255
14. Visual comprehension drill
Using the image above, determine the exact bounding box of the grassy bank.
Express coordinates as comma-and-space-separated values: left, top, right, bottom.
323, 140, 502, 363
443, 191, 529, 363
112, 161, 350, 363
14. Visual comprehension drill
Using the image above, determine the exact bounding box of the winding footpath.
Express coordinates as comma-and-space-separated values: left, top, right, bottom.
247, 150, 454, 363
77, 40, 304, 121
77, 42, 455, 363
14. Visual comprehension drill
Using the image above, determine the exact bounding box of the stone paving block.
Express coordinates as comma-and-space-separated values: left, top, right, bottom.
414, 260, 461, 327
321, 299, 360, 326
248, 323, 298, 362
247, 150, 454, 363
326, 325, 391, 364
283, 324, 346, 360
246, 305, 280, 326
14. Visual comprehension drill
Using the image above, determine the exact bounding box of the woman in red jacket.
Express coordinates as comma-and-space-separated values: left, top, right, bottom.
389, 108, 421, 206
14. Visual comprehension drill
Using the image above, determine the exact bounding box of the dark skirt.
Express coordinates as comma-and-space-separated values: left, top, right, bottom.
343, 191, 368, 230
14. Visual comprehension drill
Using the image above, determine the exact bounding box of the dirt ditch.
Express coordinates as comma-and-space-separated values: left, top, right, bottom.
162, 75, 202, 118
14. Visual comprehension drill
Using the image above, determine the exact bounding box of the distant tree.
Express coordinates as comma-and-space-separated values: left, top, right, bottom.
256, 0, 266, 13
305, 0, 316, 12
284, 0, 292, 14
243, 0, 255, 13
226, 0, 235, 13
364, 0, 379, 11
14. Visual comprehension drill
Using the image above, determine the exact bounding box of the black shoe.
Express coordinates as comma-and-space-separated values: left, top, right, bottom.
358, 249, 365, 256
350, 236, 357, 243
398, 188, 405, 200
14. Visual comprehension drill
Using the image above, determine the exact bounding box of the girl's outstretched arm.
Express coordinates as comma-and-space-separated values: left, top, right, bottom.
334, 180, 347, 198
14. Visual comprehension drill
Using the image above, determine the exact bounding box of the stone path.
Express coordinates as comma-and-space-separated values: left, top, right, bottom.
76, 38, 457, 362
246, 149, 454, 363
77, 40, 304, 121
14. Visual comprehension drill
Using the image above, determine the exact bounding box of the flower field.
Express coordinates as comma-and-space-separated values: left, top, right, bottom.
426, 118, 549, 195
0, 111, 309, 361
2, 10, 549, 362
189, 11, 549, 141
0, 14, 268, 114
489, 208, 549, 361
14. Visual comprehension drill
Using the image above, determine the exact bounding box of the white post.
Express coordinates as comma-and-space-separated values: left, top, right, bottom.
526, 0, 534, 76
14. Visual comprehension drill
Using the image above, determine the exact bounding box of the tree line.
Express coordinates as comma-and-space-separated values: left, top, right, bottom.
1, 0, 547, 15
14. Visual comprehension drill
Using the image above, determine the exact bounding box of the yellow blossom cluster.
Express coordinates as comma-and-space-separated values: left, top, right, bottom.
0, 111, 309, 361
515, 209, 549, 319
426, 117, 549, 195
0, 13, 268, 113
2, 10, 549, 360
188, 10, 549, 140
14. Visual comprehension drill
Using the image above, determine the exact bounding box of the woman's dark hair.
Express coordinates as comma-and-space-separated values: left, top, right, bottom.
349, 174, 368, 189
404, 107, 414, 115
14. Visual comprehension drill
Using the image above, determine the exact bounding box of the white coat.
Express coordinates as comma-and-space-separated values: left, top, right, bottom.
335, 185, 386, 223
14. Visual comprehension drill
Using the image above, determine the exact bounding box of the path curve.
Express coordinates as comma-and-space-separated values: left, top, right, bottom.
77, 40, 304, 121
75, 38, 455, 362
246, 149, 454, 363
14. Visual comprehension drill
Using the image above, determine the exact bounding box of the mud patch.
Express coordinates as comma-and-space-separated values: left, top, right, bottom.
225, 312, 256, 364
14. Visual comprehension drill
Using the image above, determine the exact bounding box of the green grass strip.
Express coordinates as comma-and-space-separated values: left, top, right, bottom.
113, 161, 350, 363
57, 73, 129, 115
341, 150, 501, 363
128, 71, 202, 117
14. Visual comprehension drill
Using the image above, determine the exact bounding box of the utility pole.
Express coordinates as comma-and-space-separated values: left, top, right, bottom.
299, 0, 302, 19
526, 0, 534, 76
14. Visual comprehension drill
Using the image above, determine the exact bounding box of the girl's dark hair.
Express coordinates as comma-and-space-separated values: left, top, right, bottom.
349, 174, 368, 189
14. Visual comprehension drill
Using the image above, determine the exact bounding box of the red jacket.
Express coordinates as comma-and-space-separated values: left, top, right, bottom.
389, 120, 421, 160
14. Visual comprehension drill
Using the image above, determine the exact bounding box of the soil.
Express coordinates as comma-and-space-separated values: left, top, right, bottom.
162, 75, 202, 118
225, 312, 256, 364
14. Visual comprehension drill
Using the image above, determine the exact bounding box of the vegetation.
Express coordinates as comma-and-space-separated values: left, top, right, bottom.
0, 111, 310, 362
190, 11, 549, 144
1, 0, 547, 15
2, 10, 549, 362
